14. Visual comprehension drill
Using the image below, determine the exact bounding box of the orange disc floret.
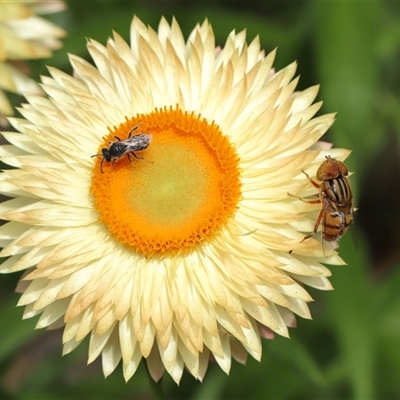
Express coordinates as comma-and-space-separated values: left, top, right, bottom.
91, 107, 242, 257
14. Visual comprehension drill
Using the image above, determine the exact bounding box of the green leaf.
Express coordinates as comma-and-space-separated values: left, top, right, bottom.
0, 298, 39, 362
314, 2, 381, 166
325, 233, 375, 400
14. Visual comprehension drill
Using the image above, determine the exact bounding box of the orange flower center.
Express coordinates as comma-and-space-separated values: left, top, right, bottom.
90, 107, 241, 257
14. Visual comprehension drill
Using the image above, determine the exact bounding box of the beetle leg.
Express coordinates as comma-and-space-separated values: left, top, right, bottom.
127, 153, 132, 163
114, 136, 121, 141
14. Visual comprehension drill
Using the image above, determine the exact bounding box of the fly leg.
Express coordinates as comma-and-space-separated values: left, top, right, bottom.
287, 169, 321, 203
301, 169, 320, 189
287, 169, 321, 206
287, 193, 321, 242
287, 193, 321, 204
300, 209, 324, 242
287, 169, 323, 250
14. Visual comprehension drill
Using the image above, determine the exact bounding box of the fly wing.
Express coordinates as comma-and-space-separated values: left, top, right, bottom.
321, 209, 341, 258
350, 206, 358, 251
322, 237, 339, 258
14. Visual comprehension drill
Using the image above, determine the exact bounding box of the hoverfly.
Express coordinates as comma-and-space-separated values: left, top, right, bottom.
288, 156, 357, 257
92, 124, 153, 173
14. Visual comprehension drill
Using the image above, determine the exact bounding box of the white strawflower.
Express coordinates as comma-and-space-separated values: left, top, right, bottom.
0, 0, 66, 122
0, 16, 348, 384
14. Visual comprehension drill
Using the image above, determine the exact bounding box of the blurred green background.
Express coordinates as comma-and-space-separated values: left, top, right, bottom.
1, 1, 400, 399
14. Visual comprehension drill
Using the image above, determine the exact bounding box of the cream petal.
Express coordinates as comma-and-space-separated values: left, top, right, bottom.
115, 276, 134, 321
152, 287, 173, 345
263, 303, 289, 338
0, 221, 30, 241
230, 340, 248, 366
62, 337, 83, 356
137, 319, 156, 358
46, 317, 65, 330
21, 302, 41, 319
287, 297, 312, 319
255, 283, 291, 308
130, 15, 150, 59
87, 314, 114, 363
0, 254, 25, 272
96, 308, 118, 336
216, 75, 248, 132
75, 305, 96, 341
122, 345, 143, 382
1, 199, 95, 227
213, 332, 232, 374
196, 347, 210, 381
202, 329, 224, 359
216, 306, 247, 343
157, 330, 178, 374
18, 277, 47, 306
56, 264, 96, 299
275, 306, 297, 328
146, 344, 166, 383
110, 31, 137, 70
168, 355, 185, 384
35, 298, 69, 328
164, 39, 188, 109
244, 297, 281, 329
119, 313, 138, 364
62, 313, 80, 344
277, 281, 314, 302
6, 14, 65, 43
0, 145, 29, 165
1, 131, 42, 154
240, 320, 262, 359
196, 24, 216, 93
101, 327, 122, 377
278, 254, 331, 277
294, 275, 334, 291
33, 277, 69, 310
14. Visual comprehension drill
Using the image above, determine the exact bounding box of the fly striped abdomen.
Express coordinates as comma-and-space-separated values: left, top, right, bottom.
320, 176, 353, 243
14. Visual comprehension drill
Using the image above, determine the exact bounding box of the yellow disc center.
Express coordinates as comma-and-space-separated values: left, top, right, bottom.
90, 107, 241, 256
